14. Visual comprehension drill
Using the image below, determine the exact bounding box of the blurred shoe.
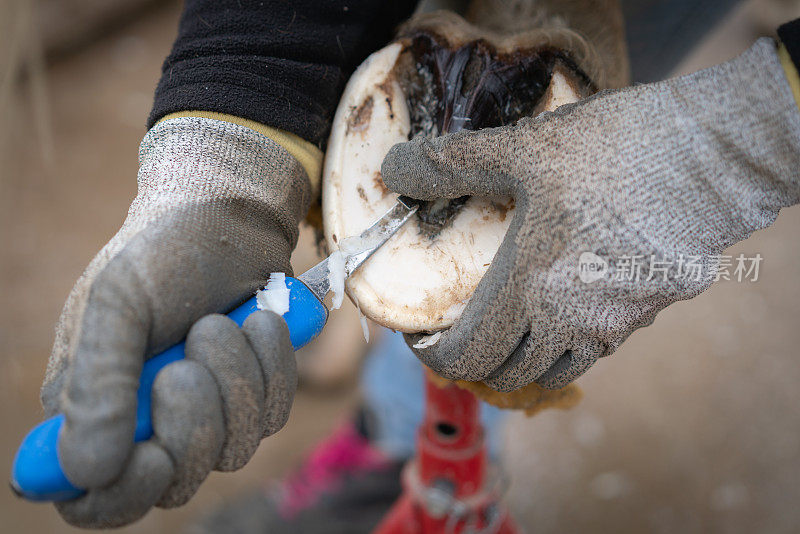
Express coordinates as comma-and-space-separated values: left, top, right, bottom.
188, 418, 404, 534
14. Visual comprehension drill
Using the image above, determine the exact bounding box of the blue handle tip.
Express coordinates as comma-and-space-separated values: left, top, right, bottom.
11, 276, 327, 502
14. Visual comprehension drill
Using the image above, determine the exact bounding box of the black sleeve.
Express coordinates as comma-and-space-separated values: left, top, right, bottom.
147, 0, 417, 147
778, 18, 800, 72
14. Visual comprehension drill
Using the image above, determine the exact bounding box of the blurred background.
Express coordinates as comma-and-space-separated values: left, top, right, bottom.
1, 0, 799, 532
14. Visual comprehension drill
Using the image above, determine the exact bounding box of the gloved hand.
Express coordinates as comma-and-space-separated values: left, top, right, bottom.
382, 38, 800, 391
40, 116, 311, 527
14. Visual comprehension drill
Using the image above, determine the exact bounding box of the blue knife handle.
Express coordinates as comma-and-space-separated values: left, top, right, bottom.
11, 276, 327, 502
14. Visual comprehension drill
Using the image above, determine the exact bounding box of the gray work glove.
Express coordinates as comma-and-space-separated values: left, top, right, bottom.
382, 38, 800, 391
40, 116, 310, 527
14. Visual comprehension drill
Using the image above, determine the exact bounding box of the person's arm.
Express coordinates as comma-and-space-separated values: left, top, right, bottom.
778, 18, 800, 108
381, 23, 800, 392
42, 0, 415, 528
149, 0, 416, 147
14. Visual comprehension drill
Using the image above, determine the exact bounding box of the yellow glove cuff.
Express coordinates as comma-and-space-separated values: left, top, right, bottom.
157, 111, 323, 197
778, 44, 800, 112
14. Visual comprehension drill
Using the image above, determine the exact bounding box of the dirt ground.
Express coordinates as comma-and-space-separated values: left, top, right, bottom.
1, 1, 799, 533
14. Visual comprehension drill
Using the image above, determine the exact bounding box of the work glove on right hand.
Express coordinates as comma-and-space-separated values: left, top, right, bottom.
382, 38, 800, 392
40, 116, 311, 527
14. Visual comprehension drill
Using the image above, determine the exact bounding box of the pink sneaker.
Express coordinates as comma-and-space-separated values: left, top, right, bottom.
189, 419, 404, 534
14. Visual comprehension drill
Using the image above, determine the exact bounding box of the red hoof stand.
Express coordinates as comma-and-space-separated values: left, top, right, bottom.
374, 376, 520, 534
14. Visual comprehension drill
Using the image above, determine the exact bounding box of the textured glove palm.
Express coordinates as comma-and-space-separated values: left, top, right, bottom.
41, 117, 310, 527
381, 39, 800, 392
